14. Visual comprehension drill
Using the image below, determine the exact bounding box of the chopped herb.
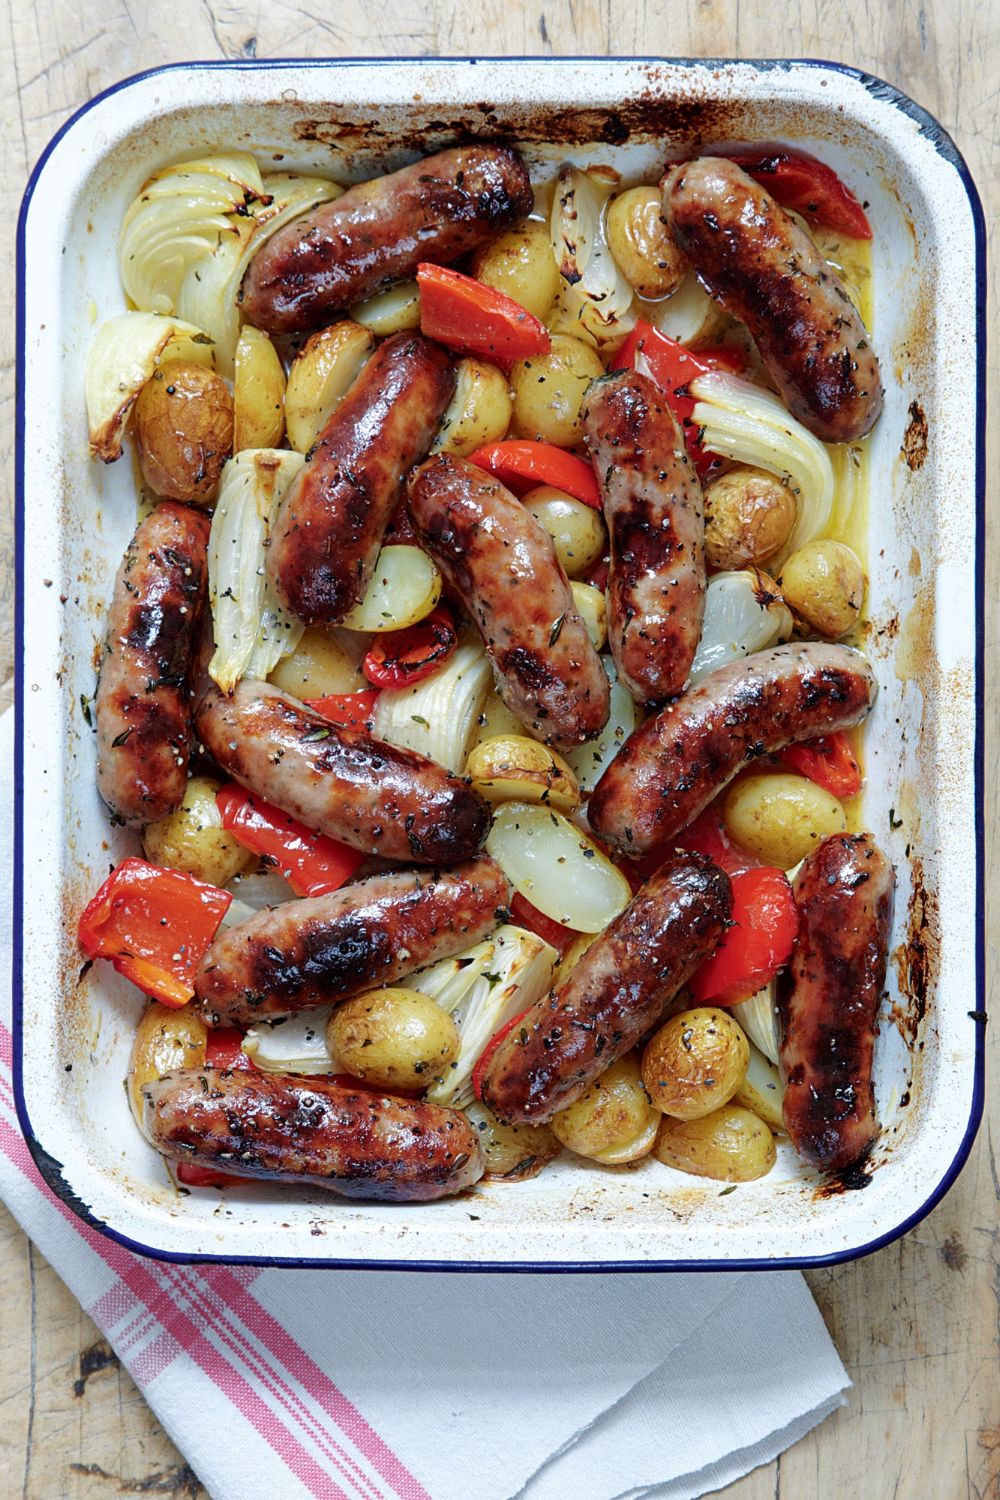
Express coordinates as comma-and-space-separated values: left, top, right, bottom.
302, 727, 330, 742
718, 1184, 738, 1196
411, 714, 430, 727
549, 613, 566, 647
111, 728, 133, 748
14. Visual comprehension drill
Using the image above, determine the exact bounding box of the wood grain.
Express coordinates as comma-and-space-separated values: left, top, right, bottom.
1, 4, 997, 1498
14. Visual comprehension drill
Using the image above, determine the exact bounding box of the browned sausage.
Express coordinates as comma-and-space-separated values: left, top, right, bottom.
777, 833, 895, 1173
95, 502, 210, 826
407, 455, 610, 748
241, 145, 534, 334
195, 680, 491, 864
481, 852, 732, 1124
266, 332, 454, 626
195, 857, 511, 1025
143, 1069, 484, 1201
588, 643, 876, 857
582, 370, 705, 703
662, 157, 883, 443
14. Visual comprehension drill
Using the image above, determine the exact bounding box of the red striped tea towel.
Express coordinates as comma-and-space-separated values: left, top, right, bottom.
0, 713, 848, 1500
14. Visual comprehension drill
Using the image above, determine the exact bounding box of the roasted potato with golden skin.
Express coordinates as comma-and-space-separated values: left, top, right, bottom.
642, 1008, 749, 1121
142, 775, 252, 886
466, 734, 581, 813
654, 1105, 777, 1182
551, 1053, 659, 1164
128, 1003, 208, 1128
233, 327, 286, 451
284, 321, 375, 454
133, 360, 234, 505
469, 220, 560, 321
511, 335, 604, 448
524, 487, 607, 578
607, 186, 688, 300
326, 988, 460, 1090
571, 581, 607, 651
268, 626, 365, 697
704, 466, 797, 572
431, 358, 512, 458
723, 771, 847, 869
465, 1101, 562, 1180
779, 540, 866, 639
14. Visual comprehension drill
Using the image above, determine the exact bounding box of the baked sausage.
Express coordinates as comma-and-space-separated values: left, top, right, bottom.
583, 370, 705, 703
143, 1069, 484, 1202
481, 852, 731, 1124
588, 642, 876, 857
195, 857, 511, 1025
267, 332, 454, 626
777, 833, 895, 1172
95, 502, 210, 826
662, 157, 883, 443
195, 679, 491, 865
407, 455, 610, 748
241, 145, 534, 334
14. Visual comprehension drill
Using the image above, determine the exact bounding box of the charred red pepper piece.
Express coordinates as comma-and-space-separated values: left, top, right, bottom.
719, 146, 872, 240
612, 323, 745, 478
779, 733, 863, 800
78, 858, 231, 1009
688, 866, 797, 1007
468, 440, 601, 510
417, 263, 551, 361
216, 786, 364, 898
362, 605, 457, 689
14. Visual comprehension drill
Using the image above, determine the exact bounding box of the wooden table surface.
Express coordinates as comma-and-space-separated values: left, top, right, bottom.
1, 4, 997, 1498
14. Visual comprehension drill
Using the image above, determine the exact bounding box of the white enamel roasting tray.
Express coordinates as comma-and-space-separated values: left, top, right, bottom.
13, 58, 985, 1268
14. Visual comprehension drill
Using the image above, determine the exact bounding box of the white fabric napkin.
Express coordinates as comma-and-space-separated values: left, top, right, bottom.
0, 710, 848, 1499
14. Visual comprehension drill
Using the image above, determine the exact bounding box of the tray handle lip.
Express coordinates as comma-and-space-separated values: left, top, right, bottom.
12, 53, 987, 1272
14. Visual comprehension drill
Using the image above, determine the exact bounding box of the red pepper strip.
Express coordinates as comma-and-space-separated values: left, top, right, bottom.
305, 689, 380, 733
205, 1028, 252, 1071
509, 891, 581, 957
688, 866, 798, 1007
613, 324, 745, 478
78, 858, 231, 1009
417, 263, 551, 362
677, 807, 761, 877
468, 440, 601, 510
362, 605, 458, 690
472, 1007, 534, 1102
719, 147, 872, 240
216, 786, 364, 899
175, 1162, 252, 1189
780, 733, 863, 800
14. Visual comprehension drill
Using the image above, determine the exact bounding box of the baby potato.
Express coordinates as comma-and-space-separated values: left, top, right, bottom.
465, 1101, 562, 1180
511, 335, 604, 448
642, 1008, 749, 1120
268, 626, 365, 697
551, 1053, 659, 1164
142, 775, 252, 886
326, 988, 460, 1090
571, 581, 607, 651
524, 487, 607, 578
133, 360, 234, 505
466, 734, 581, 813
128, 1002, 208, 1128
779, 540, 866, 639
704, 466, 797, 571
723, 771, 847, 868
653, 1104, 777, 1182
607, 185, 688, 300
284, 320, 375, 454
431, 358, 512, 458
469, 220, 560, 321
233, 327, 286, 452
350, 280, 421, 335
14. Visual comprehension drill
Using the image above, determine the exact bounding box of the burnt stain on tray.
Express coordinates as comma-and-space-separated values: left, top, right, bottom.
892, 855, 938, 1045
901, 400, 929, 470
292, 93, 746, 152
